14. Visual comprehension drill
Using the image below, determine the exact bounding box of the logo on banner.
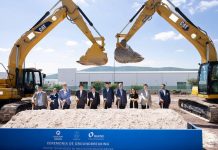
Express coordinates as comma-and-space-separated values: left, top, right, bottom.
56, 130, 61, 136
88, 132, 94, 138
53, 130, 63, 141
73, 131, 81, 140
88, 132, 104, 140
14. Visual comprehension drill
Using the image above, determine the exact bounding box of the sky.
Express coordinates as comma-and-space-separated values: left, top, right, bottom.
0, 0, 218, 74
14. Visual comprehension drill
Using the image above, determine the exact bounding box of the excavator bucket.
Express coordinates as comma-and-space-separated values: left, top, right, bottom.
77, 43, 108, 66
114, 39, 144, 63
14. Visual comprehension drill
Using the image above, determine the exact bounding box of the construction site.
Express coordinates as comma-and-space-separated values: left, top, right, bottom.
0, 0, 218, 150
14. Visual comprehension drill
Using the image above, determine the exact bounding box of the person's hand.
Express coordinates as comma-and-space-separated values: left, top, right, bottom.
160, 99, 164, 103
104, 98, 107, 101
117, 97, 120, 100
50, 100, 54, 103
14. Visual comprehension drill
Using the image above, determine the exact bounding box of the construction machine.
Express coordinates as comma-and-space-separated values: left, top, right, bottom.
115, 0, 218, 122
0, 0, 108, 121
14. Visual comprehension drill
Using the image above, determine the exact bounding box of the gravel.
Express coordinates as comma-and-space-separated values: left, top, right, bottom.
2, 109, 187, 129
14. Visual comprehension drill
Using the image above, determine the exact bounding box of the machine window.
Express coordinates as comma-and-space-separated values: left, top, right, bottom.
198, 65, 208, 94
34, 72, 41, 85
210, 65, 218, 94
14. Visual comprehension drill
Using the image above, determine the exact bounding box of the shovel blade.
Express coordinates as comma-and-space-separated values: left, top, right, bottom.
114, 40, 144, 63
77, 43, 108, 66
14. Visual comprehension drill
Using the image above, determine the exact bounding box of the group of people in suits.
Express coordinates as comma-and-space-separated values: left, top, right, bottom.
128, 83, 171, 109
32, 82, 171, 110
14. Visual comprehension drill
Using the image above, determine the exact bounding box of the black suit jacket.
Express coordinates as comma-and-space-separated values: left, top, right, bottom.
88, 92, 100, 109
103, 88, 114, 104
159, 89, 171, 104
76, 90, 87, 107
116, 89, 127, 106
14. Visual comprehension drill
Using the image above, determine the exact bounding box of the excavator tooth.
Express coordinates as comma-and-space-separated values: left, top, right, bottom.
114, 39, 144, 63
77, 43, 108, 66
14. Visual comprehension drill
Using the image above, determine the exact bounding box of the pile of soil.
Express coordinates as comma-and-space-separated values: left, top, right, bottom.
2, 109, 187, 129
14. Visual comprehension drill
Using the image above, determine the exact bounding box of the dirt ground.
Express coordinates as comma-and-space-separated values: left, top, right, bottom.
1, 94, 218, 149
152, 95, 218, 150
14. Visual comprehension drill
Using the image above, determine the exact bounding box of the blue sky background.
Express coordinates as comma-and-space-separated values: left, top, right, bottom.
0, 0, 218, 74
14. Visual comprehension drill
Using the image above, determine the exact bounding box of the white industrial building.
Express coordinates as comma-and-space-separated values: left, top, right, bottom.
57, 68, 198, 89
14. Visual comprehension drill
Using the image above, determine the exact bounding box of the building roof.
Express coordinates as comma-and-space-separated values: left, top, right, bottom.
77, 71, 198, 74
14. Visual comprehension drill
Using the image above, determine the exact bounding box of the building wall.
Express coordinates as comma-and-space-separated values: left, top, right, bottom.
58, 68, 77, 86
44, 79, 58, 86
58, 68, 198, 87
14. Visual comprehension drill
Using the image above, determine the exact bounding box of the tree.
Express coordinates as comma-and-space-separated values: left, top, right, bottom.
91, 81, 105, 91
110, 83, 118, 91
130, 85, 143, 91
187, 78, 198, 86
52, 84, 62, 91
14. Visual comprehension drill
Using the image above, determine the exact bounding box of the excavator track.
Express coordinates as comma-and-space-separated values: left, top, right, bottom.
179, 98, 218, 123
0, 100, 32, 122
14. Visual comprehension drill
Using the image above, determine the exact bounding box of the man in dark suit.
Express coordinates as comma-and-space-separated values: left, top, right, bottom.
103, 82, 114, 109
88, 86, 100, 109
116, 83, 127, 109
158, 84, 171, 109
76, 84, 87, 109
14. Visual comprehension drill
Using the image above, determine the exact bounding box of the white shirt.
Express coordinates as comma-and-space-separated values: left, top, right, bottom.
80, 90, 82, 97
162, 89, 166, 96
144, 90, 148, 97
92, 92, 95, 98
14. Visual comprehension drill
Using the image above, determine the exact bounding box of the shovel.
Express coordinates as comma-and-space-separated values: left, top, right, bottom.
117, 97, 120, 109
89, 98, 93, 109
103, 99, 107, 109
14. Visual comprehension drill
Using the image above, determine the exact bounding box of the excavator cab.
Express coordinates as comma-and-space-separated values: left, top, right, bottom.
22, 68, 45, 95
198, 62, 218, 97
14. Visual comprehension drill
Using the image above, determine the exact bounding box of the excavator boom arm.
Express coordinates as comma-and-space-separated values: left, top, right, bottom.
115, 0, 217, 64
8, 0, 108, 87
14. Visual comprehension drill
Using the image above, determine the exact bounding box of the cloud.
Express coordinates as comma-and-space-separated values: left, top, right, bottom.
74, 0, 96, 6
176, 49, 185, 52
84, 40, 92, 46
197, 0, 218, 12
174, 34, 184, 40
153, 31, 184, 41
65, 40, 78, 47
166, 0, 186, 6
214, 39, 218, 43
0, 48, 9, 52
132, 2, 143, 11
184, 0, 218, 14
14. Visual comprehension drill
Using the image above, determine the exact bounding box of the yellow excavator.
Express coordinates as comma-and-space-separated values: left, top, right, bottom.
0, 0, 107, 121
115, 0, 218, 122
